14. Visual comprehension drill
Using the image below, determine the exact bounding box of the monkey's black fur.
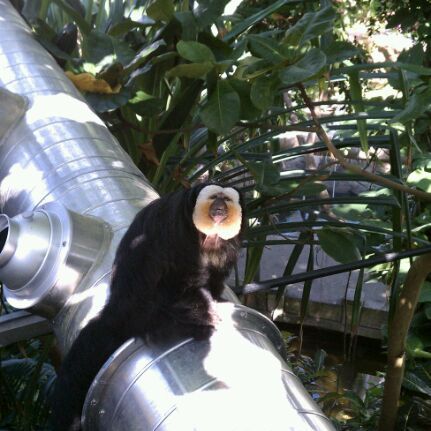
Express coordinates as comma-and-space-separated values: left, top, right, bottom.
51, 183, 244, 431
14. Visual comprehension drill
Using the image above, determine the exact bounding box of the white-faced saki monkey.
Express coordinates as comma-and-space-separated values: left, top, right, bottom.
51, 183, 245, 430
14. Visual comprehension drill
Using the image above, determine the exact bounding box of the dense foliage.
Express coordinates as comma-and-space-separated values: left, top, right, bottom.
3, 0, 431, 429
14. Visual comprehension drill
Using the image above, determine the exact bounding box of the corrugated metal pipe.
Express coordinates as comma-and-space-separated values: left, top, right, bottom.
0, 1, 335, 430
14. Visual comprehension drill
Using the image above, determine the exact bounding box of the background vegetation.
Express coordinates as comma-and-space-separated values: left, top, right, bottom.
2, 0, 431, 429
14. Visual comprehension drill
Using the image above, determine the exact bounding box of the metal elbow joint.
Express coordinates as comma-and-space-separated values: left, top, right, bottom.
0, 203, 110, 318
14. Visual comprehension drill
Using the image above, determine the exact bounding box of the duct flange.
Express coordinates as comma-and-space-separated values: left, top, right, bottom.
0, 202, 111, 318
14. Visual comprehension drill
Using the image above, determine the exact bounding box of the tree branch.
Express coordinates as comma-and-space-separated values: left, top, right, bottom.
298, 84, 431, 203
378, 253, 431, 431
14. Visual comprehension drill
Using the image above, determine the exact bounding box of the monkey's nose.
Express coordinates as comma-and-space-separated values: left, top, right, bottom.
209, 198, 228, 223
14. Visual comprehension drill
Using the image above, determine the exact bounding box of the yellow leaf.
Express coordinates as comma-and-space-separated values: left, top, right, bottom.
65, 71, 121, 94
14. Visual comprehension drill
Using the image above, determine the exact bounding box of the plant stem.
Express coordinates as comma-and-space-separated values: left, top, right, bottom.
378, 253, 431, 431
298, 84, 431, 203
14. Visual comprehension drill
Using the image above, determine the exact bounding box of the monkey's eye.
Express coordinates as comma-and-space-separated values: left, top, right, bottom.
223, 196, 232, 202
210, 194, 218, 200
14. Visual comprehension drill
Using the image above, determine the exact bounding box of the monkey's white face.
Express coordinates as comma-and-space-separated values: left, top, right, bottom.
192, 185, 242, 240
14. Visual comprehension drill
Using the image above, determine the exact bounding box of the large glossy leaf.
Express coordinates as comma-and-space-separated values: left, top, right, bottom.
247, 35, 287, 64
82, 31, 135, 65
250, 75, 279, 110
284, 6, 336, 46
279, 48, 326, 86
125, 40, 166, 74
85, 87, 132, 113
175, 11, 198, 41
317, 227, 363, 264
166, 62, 214, 79
200, 80, 240, 134
177, 40, 216, 63
224, 0, 289, 42
193, 0, 230, 28
147, 0, 174, 22
324, 40, 360, 65
407, 168, 431, 193
229, 79, 261, 120
404, 368, 431, 395
389, 86, 431, 124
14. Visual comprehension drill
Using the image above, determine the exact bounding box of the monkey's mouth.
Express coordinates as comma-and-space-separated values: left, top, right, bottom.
210, 212, 227, 224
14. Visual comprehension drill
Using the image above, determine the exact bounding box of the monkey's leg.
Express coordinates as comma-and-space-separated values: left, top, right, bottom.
50, 316, 129, 431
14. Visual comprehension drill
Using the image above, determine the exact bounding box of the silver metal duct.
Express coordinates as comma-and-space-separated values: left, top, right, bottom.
0, 1, 335, 430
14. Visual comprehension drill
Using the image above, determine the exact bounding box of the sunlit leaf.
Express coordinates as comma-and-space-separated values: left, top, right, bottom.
177, 40, 216, 63
407, 168, 431, 193
199, 80, 240, 134
279, 48, 326, 86
284, 6, 336, 46
224, 0, 289, 42
324, 40, 360, 65
247, 35, 286, 64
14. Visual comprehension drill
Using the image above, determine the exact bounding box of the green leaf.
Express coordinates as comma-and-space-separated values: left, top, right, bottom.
125, 40, 166, 75
175, 11, 198, 41
317, 227, 363, 264
247, 35, 286, 64
82, 31, 135, 65
85, 87, 132, 113
108, 16, 155, 36
224, 0, 289, 42
348, 71, 368, 152
389, 86, 431, 124
200, 80, 240, 135
404, 368, 431, 395
284, 6, 336, 46
147, 0, 175, 22
177, 40, 216, 63
229, 79, 261, 121
244, 244, 266, 284
250, 76, 279, 110
407, 168, 431, 193
419, 282, 431, 303
279, 48, 326, 86
128, 91, 164, 117
194, 0, 229, 28
166, 62, 214, 79
323, 40, 360, 65
247, 159, 280, 188
256, 180, 326, 198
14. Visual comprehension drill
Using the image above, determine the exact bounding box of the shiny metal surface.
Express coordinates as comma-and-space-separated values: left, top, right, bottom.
0, 1, 335, 430
83, 304, 334, 431
0, 202, 111, 317
0, 0, 158, 353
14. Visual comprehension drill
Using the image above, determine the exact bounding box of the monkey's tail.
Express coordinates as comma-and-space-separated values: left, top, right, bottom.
50, 316, 129, 431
